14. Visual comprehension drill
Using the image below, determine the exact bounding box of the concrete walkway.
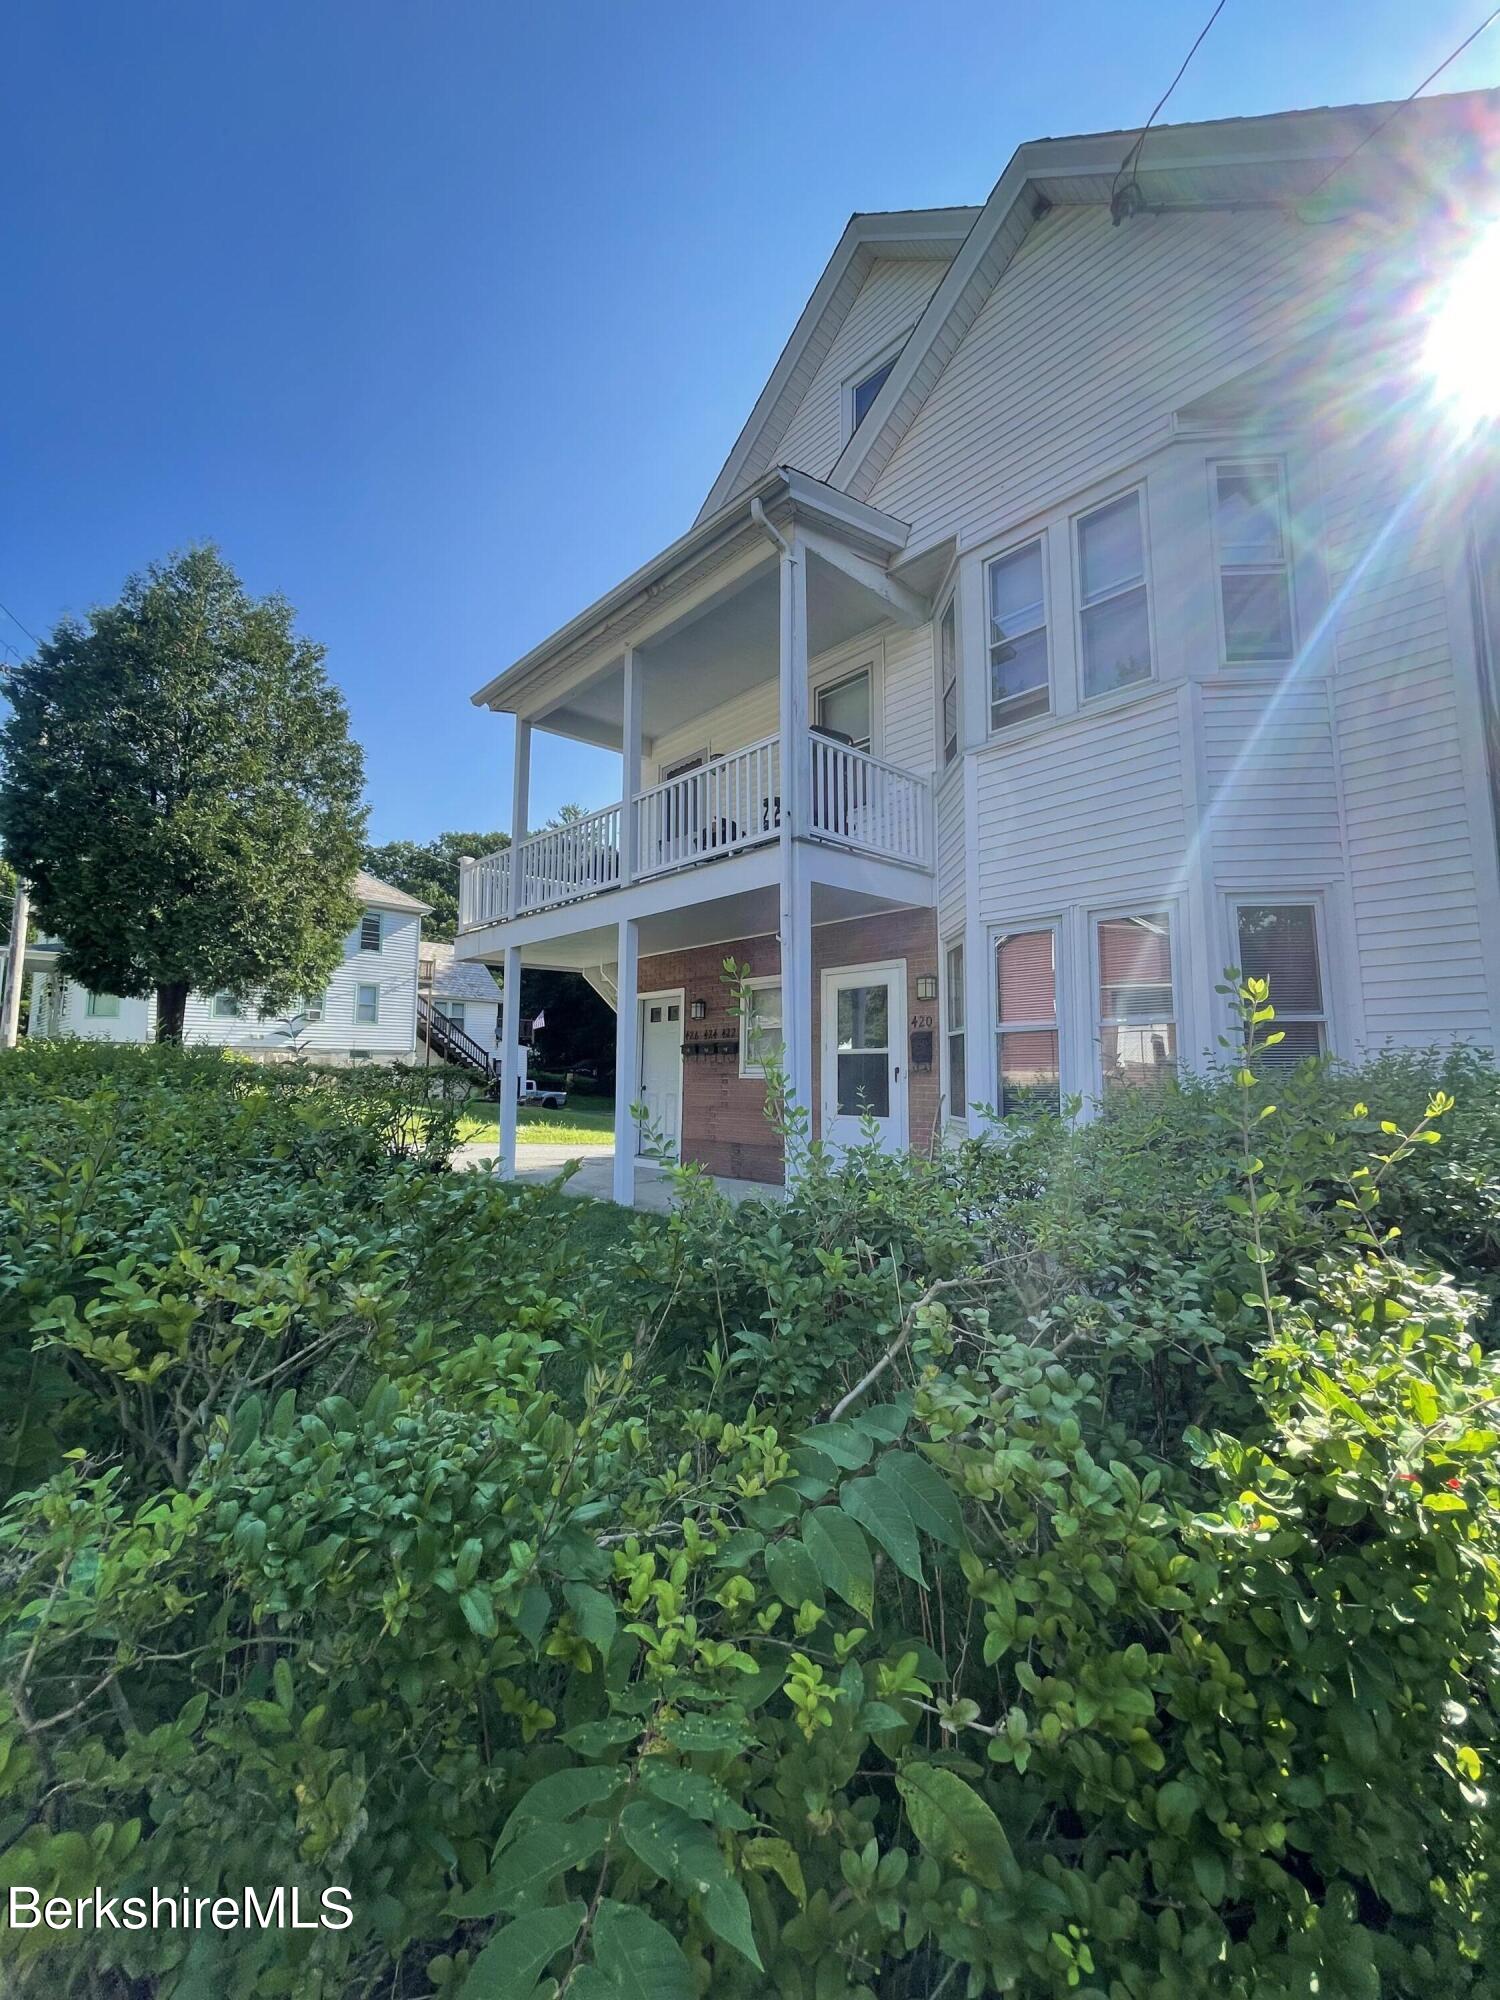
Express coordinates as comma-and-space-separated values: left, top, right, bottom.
451, 1138, 779, 1211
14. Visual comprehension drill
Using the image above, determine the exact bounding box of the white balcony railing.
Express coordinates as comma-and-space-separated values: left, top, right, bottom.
635, 734, 781, 880
458, 732, 929, 931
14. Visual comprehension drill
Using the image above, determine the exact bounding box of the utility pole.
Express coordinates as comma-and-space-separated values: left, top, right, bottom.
2, 879, 30, 1049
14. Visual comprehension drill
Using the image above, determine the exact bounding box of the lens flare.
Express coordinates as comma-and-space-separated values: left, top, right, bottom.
1424, 221, 1500, 431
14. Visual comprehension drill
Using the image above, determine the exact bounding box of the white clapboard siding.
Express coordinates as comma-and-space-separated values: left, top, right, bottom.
1200, 680, 1343, 882
776, 260, 951, 479
935, 771, 967, 938
881, 623, 936, 775
870, 206, 1363, 549
972, 692, 1188, 918
1321, 437, 1493, 1044
181, 906, 424, 1056
648, 681, 779, 784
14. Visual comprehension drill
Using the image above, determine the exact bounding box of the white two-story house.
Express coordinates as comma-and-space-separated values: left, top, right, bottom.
456, 90, 1500, 1203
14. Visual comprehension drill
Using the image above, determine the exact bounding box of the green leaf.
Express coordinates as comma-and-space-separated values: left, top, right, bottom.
896, 1762, 1012, 1891
460, 1901, 585, 1998
875, 1451, 966, 1550
563, 1582, 618, 1658
661, 1713, 750, 1755
840, 1474, 924, 1583
848, 1397, 911, 1442
589, 1900, 696, 2000
459, 1585, 498, 1640
797, 1421, 874, 1469
1155, 1779, 1197, 1836
450, 1819, 604, 1918
743, 1835, 807, 1907
619, 1800, 761, 1968
515, 1582, 552, 1649
1191, 1849, 1225, 1904
495, 1766, 625, 1852
272, 1656, 294, 1714
640, 1759, 754, 1829
802, 1507, 874, 1620
1422, 1489, 1468, 1512
765, 1538, 825, 1610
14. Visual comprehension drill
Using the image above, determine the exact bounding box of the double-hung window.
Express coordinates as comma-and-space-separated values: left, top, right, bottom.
995, 928, 1060, 1118
439, 999, 466, 1033
945, 941, 966, 1115
359, 911, 383, 953
939, 600, 959, 766
739, 978, 784, 1079
1078, 492, 1152, 697
84, 991, 120, 1019
355, 983, 380, 1026
212, 991, 241, 1019
1232, 903, 1326, 1062
815, 669, 872, 752
301, 992, 326, 1023
987, 538, 1049, 728
1097, 912, 1176, 1091
1213, 460, 1294, 662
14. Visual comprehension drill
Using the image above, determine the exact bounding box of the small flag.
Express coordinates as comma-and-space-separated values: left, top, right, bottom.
531, 1009, 546, 1031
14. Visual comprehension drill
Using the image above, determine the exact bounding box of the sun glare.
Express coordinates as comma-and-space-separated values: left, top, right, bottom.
1424, 221, 1500, 431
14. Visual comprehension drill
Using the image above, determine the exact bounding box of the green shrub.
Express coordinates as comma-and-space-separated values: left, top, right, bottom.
0, 1009, 1497, 1997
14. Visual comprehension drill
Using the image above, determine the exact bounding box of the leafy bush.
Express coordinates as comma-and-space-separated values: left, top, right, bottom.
0, 1011, 1497, 1998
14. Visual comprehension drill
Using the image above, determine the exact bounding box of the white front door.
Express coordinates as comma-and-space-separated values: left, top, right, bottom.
821, 961, 908, 1157
637, 992, 683, 1159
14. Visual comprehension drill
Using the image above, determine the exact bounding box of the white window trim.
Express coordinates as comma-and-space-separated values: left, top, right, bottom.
841, 329, 911, 446
936, 592, 960, 770
359, 911, 383, 953
1208, 456, 1296, 669
212, 992, 241, 1019
355, 982, 380, 1026
738, 974, 784, 1080
658, 748, 708, 784
1223, 892, 1333, 1056
991, 919, 1064, 1119
942, 937, 966, 1121
84, 991, 120, 1019
1072, 484, 1156, 707
1089, 903, 1180, 1100
985, 531, 1052, 736
813, 664, 875, 755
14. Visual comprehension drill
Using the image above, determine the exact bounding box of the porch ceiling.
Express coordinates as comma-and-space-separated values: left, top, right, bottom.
538, 546, 896, 751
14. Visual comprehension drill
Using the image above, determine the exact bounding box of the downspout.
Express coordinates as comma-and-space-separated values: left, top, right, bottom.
750, 495, 792, 561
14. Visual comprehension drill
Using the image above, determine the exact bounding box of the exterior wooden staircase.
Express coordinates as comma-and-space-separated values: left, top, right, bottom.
417, 996, 498, 1082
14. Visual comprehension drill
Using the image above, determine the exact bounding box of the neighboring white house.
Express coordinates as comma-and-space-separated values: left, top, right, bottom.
453, 90, 1500, 1204
24, 871, 431, 1061
419, 941, 504, 1059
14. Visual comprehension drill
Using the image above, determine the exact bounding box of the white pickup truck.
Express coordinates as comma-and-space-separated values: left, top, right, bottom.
517, 1077, 568, 1109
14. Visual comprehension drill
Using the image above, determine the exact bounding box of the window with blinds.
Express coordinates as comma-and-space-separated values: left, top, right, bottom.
359, 912, 383, 953
995, 927, 1060, 1118
1233, 903, 1325, 1062
1097, 912, 1176, 1091
945, 941, 966, 1114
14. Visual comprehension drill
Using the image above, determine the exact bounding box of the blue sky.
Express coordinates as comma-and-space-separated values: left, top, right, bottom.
2, 1, 1496, 842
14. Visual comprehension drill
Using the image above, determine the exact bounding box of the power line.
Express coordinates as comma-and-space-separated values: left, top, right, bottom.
0, 596, 40, 649
1301, 8, 1500, 202
1110, 0, 1231, 224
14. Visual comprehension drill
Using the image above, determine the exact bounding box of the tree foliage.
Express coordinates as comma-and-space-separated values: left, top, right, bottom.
0, 547, 367, 1039
0, 1004, 1497, 1997
362, 831, 510, 942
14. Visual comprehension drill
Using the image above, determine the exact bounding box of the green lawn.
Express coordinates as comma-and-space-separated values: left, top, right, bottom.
456, 1090, 614, 1150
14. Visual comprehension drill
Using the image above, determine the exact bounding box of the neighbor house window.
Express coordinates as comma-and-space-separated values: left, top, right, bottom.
84, 991, 120, 1019
995, 928, 1060, 1118
439, 999, 466, 1033
987, 538, 1049, 728
356, 983, 380, 1025
1097, 912, 1176, 1091
739, 978, 784, 1079
939, 600, 958, 766
359, 912, 383, 952
1212, 459, 1294, 663
849, 353, 897, 435
212, 992, 241, 1019
301, 992, 326, 1023
945, 941, 966, 1115
1233, 902, 1325, 1062
1077, 492, 1152, 697
815, 669, 872, 752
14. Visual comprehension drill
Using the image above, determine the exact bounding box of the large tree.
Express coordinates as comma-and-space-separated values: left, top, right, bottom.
0, 546, 367, 1041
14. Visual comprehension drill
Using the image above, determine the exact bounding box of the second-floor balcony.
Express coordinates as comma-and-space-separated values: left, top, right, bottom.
458, 728, 930, 929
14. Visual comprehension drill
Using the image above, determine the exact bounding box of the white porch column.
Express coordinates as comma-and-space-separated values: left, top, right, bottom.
777, 536, 814, 1160
620, 646, 642, 886
611, 917, 640, 1206
496, 943, 522, 1179
508, 718, 532, 918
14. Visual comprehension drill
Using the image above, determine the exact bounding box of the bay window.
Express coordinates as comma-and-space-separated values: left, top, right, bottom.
995, 927, 1060, 1118
1212, 459, 1294, 662
939, 599, 958, 766
1097, 912, 1176, 1091
987, 537, 1049, 728
1077, 492, 1152, 697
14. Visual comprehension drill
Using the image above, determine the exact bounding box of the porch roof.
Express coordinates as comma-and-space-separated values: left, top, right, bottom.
470, 466, 910, 718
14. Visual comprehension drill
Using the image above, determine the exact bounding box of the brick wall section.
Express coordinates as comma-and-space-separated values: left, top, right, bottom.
636, 905, 939, 1183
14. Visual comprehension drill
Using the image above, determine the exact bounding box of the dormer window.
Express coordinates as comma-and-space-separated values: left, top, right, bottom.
851, 357, 895, 432
844, 335, 908, 442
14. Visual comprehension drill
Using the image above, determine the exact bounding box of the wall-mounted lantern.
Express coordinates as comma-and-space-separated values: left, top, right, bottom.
915, 974, 938, 1003
690, 998, 707, 1020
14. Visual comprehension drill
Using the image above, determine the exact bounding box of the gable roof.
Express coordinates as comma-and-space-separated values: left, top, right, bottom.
355, 869, 431, 916
696, 207, 980, 523
703, 90, 1500, 520
419, 940, 501, 1002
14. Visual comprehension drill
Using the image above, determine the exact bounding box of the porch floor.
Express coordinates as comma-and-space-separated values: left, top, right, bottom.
450, 1139, 782, 1210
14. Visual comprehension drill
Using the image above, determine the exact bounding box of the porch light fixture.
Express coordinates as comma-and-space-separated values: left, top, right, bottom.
916, 975, 938, 1003
690, 998, 707, 1020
